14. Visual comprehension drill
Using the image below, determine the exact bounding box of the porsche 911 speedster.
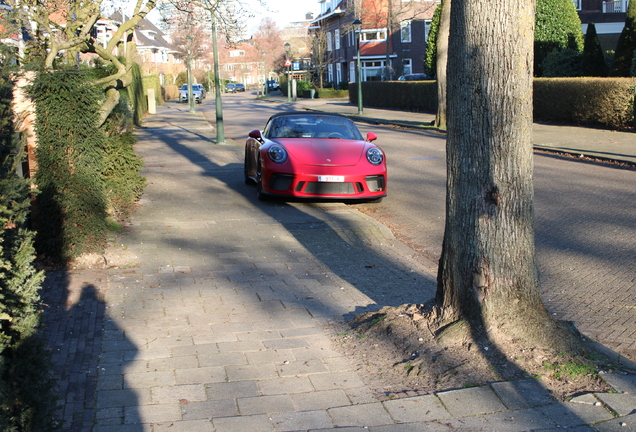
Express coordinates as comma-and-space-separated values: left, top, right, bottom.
244, 112, 387, 202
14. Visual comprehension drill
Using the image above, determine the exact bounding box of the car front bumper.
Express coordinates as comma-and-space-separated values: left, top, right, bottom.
261, 168, 387, 200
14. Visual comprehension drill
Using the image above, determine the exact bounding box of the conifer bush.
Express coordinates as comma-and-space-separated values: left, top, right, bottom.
535, 0, 584, 76
0, 46, 59, 431
28, 69, 109, 264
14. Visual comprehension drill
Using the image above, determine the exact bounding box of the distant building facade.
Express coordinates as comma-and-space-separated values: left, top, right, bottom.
310, 0, 437, 86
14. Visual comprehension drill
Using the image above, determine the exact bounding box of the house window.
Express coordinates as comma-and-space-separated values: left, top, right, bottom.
572, 0, 581, 10
328, 63, 334, 84
424, 20, 432, 42
362, 59, 389, 81
360, 29, 387, 42
327, 32, 333, 51
402, 58, 412, 75
334, 29, 340, 49
350, 61, 355, 82
336, 62, 342, 85
401, 21, 411, 43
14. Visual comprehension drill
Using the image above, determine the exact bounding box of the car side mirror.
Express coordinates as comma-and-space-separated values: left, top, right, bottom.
366, 132, 378, 142
249, 129, 263, 140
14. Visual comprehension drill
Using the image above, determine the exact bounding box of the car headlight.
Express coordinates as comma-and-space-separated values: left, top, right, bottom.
366, 147, 384, 165
268, 145, 288, 163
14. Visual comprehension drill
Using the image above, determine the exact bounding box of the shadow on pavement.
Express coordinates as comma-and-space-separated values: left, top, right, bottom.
41, 271, 140, 430
134, 113, 590, 428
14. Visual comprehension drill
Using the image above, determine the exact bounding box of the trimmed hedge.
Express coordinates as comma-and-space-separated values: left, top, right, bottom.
534, 78, 635, 128
315, 88, 348, 99
350, 78, 635, 128
349, 81, 437, 112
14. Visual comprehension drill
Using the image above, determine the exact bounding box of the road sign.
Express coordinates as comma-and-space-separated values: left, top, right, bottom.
284, 58, 292, 67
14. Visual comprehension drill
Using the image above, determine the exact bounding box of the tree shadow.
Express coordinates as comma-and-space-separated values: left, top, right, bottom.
114, 104, 601, 428
41, 271, 140, 430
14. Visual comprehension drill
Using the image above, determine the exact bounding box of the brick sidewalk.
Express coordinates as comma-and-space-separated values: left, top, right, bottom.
40, 103, 636, 431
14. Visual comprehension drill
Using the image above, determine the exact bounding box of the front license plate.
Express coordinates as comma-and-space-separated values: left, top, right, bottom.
318, 175, 345, 182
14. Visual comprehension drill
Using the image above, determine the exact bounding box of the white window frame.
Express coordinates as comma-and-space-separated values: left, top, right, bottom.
327, 31, 333, 51
400, 21, 412, 43
328, 63, 334, 84
350, 61, 356, 82
424, 20, 432, 42
360, 29, 387, 43
402, 58, 412, 75
572, 0, 581, 10
336, 62, 342, 84
334, 29, 340, 49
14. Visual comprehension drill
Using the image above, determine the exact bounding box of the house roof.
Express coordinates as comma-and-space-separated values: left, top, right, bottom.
109, 11, 173, 51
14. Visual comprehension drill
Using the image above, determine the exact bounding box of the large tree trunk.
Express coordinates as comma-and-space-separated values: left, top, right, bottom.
436, 0, 555, 345
434, 0, 450, 128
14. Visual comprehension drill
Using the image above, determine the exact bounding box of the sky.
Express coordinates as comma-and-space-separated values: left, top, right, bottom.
244, 0, 318, 36
139, 0, 318, 38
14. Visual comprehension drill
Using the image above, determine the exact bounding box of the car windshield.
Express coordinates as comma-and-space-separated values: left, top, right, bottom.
265, 115, 363, 140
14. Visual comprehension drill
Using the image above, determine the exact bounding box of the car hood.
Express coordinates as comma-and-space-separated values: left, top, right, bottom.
274, 138, 365, 166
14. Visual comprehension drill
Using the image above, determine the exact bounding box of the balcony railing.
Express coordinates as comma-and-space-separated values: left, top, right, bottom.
603, 0, 629, 12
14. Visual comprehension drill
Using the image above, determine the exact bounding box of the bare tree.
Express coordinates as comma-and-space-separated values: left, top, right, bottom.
251, 17, 284, 77
352, 0, 436, 80
8, 0, 157, 126
434, 0, 573, 349
308, 27, 332, 88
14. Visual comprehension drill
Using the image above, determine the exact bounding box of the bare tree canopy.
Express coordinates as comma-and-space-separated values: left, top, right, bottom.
8, 0, 158, 126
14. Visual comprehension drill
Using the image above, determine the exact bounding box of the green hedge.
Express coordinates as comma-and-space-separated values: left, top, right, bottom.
0, 48, 59, 430
29, 69, 109, 263
534, 78, 636, 128
142, 74, 162, 107
351, 78, 636, 128
349, 81, 437, 112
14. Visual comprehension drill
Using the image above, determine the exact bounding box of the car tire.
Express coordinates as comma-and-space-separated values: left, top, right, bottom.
244, 151, 254, 185
256, 159, 268, 201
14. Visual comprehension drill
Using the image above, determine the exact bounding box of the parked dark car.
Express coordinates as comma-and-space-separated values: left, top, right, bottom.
397, 73, 429, 81
226, 83, 237, 93
235, 83, 245, 92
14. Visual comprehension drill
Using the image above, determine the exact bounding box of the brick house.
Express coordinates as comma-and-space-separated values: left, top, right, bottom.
576, 0, 629, 52
309, 0, 438, 86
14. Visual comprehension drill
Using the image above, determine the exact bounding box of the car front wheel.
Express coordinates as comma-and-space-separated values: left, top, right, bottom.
256, 159, 268, 201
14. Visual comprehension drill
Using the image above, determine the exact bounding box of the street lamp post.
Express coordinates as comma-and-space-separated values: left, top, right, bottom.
210, 11, 225, 144
285, 42, 291, 102
353, 19, 363, 115
262, 50, 268, 96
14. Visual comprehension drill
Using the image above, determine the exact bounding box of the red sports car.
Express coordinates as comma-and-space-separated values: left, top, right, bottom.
244, 112, 387, 202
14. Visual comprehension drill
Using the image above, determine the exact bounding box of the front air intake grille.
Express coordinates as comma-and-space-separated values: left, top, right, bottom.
365, 175, 385, 192
304, 182, 356, 195
269, 174, 294, 191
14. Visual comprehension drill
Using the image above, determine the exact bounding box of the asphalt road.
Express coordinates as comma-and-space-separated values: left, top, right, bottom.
205, 92, 636, 361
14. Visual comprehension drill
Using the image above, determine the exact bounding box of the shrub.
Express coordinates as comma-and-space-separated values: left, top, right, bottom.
102, 131, 146, 220
535, 0, 584, 76
541, 48, 582, 77
296, 80, 313, 91
609, 0, 636, 76
582, 23, 608, 77
350, 81, 437, 112
534, 77, 636, 128
28, 69, 109, 264
0, 45, 59, 431
424, 2, 443, 78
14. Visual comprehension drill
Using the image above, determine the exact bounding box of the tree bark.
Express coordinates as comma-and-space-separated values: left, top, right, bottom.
436, 0, 554, 344
434, 0, 450, 128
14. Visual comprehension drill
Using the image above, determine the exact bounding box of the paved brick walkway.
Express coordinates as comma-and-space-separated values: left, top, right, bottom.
40, 103, 636, 431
